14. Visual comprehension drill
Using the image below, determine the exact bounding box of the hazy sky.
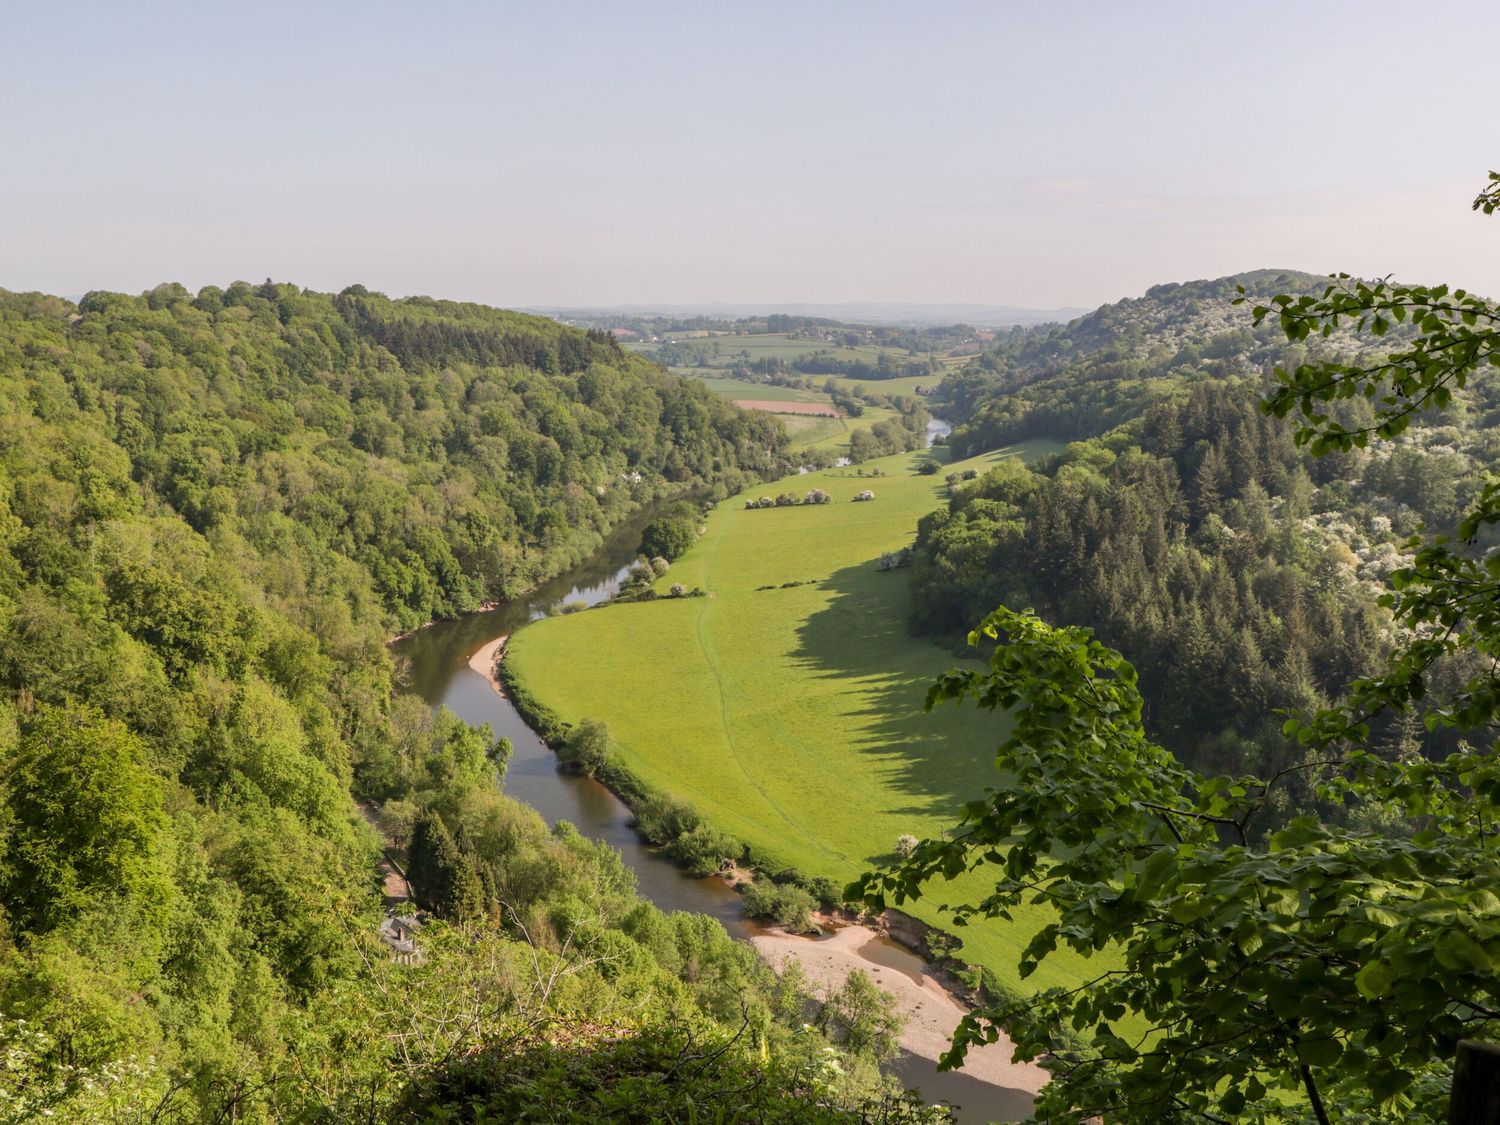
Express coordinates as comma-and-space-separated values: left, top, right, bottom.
4, 1, 1496, 310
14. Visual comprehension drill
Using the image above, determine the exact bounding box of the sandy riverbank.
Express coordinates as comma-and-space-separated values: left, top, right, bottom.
751, 922, 1049, 1097
467, 635, 509, 694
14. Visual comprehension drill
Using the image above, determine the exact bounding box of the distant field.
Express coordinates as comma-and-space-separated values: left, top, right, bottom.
506, 436, 1099, 995
790, 404, 903, 454
820, 373, 940, 400
734, 399, 843, 417
676, 372, 914, 457
630, 331, 942, 371
678, 374, 815, 402
688, 332, 875, 361
777, 413, 847, 450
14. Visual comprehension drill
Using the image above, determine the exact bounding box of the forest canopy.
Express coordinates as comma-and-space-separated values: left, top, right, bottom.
857, 197, 1500, 1122
0, 283, 945, 1122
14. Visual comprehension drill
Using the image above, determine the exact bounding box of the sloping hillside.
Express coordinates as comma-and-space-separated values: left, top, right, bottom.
935, 270, 1370, 453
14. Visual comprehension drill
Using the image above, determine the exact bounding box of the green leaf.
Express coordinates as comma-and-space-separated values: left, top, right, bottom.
1355, 959, 1395, 1000
1297, 1037, 1343, 1068
1436, 930, 1492, 972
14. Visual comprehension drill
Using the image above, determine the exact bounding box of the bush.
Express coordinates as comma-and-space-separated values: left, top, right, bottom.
818, 970, 903, 1063
895, 834, 919, 858
558, 719, 612, 777
804, 488, 831, 505
669, 583, 687, 597
741, 879, 777, 918
668, 826, 744, 876
650, 556, 670, 573
853, 490, 875, 502
775, 492, 799, 507
742, 880, 818, 932
640, 514, 696, 561
632, 794, 701, 845
916, 459, 940, 475
805, 875, 844, 911
389, 1018, 932, 1123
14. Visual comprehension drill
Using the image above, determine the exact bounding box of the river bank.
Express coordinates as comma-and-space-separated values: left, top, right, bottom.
753, 920, 1048, 1097
463, 628, 1045, 1112
466, 634, 509, 687
390, 470, 1043, 1120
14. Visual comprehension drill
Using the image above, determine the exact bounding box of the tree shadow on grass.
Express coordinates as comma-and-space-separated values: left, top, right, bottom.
790, 559, 1004, 819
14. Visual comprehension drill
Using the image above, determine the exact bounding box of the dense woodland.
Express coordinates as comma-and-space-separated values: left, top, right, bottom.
0, 283, 941, 1122
912, 272, 1500, 814
860, 219, 1500, 1120
935, 270, 1364, 453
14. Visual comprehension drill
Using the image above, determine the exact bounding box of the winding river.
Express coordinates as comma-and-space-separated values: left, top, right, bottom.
392, 426, 1034, 1123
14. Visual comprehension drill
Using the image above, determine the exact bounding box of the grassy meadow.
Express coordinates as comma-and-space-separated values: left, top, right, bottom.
632, 331, 902, 365
819, 372, 942, 399
673, 374, 817, 402
505, 436, 1104, 994
673, 371, 908, 455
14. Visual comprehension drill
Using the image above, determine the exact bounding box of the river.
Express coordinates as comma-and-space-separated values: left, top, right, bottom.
394, 503, 750, 932
391, 457, 1035, 1124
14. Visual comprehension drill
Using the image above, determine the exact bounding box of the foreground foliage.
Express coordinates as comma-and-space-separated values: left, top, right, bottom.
854, 184, 1500, 1122
392, 1017, 944, 1124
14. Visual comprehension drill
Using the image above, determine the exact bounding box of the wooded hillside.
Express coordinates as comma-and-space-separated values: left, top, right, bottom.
0, 283, 945, 1121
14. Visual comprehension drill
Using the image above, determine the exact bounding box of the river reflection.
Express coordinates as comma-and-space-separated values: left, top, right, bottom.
391, 490, 1032, 1122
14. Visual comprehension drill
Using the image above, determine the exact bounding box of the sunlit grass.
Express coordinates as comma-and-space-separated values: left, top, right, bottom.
507, 437, 1102, 994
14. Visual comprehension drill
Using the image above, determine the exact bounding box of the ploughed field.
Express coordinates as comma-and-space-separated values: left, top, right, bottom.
678, 373, 905, 453
505, 437, 1098, 993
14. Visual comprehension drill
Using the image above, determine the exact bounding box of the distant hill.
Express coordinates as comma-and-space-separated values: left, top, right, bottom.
526, 300, 1086, 328
932, 269, 1364, 452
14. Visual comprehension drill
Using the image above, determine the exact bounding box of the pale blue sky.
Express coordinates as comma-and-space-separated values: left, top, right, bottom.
3, 1, 1496, 308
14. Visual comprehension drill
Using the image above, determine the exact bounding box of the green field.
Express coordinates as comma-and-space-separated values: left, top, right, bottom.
672, 372, 909, 457
774, 413, 847, 450
631, 331, 935, 370
506, 437, 1102, 993
820, 372, 940, 400
792, 404, 901, 453
675, 374, 820, 402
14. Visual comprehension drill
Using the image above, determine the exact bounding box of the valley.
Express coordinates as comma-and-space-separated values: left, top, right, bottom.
504, 437, 1086, 995
391, 500, 1044, 1121
3, 267, 1494, 1124
9, 9, 1495, 1122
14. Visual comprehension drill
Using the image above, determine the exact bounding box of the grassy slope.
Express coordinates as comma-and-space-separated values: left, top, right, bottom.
775, 413, 847, 450
820, 373, 941, 399
506, 437, 1102, 994
675, 375, 816, 402
673, 372, 905, 455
